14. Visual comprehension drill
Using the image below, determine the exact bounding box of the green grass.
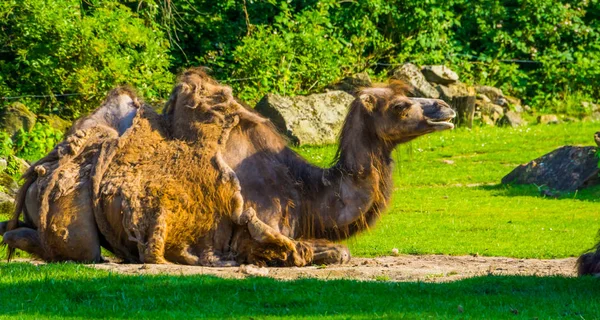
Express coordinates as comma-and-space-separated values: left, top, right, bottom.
0, 263, 599, 319
296, 122, 600, 258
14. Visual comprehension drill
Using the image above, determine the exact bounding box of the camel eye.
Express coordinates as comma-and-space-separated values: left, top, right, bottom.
392, 102, 411, 114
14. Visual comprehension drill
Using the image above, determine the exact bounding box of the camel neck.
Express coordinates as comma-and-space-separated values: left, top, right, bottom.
303, 122, 395, 240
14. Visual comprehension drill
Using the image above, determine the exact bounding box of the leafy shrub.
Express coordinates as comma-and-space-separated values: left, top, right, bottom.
0, 133, 20, 177
13, 122, 64, 163
1, 0, 599, 115
232, 1, 365, 102
0, 0, 173, 119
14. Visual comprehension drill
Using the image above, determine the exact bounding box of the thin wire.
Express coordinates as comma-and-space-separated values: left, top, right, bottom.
0, 93, 83, 100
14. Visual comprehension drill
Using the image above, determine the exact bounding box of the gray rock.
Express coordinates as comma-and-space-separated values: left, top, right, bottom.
502, 146, 599, 192
505, 96, 521, 106
476, 86, 507, 106
0, 102, 37, 137
421, 65, 459, 85
327, 73, 372, 94
512, 104, 524, 113
500, 111, 526, 128
0, 191, 14, 216
0, 158, 6, 171
538, 114, 560, 125
255, 91, 355, 145
562, 116, 579, 123
582, 112, 600, 122
481, 115, 496, 126
391, 63, 439, 98
436, 83, 476, 128
0, 171, 19, 196
476, 94, 491, 103
581, 101, 599, 112
480, 103, 504, 124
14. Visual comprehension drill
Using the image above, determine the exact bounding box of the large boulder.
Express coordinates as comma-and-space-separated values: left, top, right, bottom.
255, 91, 355, 145
538, 114, 560, 125
0, 191, 13, 216
0, 102, 37, 137
0, 171, 18, 196
39, 114, 72, 133
479, 102, 504, 125
436, 83, 476, 127
391, 63, 439, 99
500, 111, 526, 128
0, 171, 18, 216
421, 65, 459, 85
476, 86, 507, 107
327, 72, 372, 94
502, 146, 599, 192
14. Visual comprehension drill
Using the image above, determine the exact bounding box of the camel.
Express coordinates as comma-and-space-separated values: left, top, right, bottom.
1, 69, 456, 266
578, 236, 600, 276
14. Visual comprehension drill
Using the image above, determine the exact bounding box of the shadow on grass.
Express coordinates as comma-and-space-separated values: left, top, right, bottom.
0, 263, 598, 319
477, 183, 600, 203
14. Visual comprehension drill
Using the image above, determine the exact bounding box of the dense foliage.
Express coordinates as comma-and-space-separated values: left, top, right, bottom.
0, 0, 598, 118
0, 0, 172, 118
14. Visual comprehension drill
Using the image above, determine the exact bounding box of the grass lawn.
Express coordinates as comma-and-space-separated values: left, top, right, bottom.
0, 263, 599, 319
298, 122, 600, 259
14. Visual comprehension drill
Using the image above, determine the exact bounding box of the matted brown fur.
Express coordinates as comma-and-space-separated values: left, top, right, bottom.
98, 105, 237, 263
5, 87, 141, 260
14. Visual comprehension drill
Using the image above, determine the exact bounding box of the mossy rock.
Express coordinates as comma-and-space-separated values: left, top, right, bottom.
0, 192, 13, 216
39, 114, 72, 133
0, 171, 19, 196
0, 102, 37, 137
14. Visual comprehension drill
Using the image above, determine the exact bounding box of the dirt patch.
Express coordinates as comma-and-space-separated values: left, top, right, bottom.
86, 255, 578, 283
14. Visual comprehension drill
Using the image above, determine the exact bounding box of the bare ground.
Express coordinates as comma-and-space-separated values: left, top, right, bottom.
84, 255, 579, 283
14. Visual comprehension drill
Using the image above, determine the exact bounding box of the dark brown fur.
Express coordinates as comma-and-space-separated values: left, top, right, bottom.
577, 234, 600, 276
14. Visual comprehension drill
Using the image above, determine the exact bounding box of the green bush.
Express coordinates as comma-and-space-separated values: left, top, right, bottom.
1, 0, 598, 117
0, 0, 173, 119
13, 122, 64, 163
232, 1, 366, 102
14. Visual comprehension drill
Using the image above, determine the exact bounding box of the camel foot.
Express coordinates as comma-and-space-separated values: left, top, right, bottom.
310, 241, 351, 265
2, 227, 45, 257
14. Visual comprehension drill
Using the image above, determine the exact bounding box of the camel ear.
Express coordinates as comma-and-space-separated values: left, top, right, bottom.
359, 93, 376, 112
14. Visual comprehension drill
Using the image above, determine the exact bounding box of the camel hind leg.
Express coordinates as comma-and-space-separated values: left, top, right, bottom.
2, 227, 46, 258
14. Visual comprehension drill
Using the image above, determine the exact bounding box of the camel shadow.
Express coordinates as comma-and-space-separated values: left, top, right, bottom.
0, 262, 598, 318
477, 183, 600, 203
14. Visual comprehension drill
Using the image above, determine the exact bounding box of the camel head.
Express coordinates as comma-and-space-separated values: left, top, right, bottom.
354, 81, 455, 145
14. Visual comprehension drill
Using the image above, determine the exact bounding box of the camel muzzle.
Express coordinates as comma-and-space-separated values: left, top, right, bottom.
412, 98, 456, 131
